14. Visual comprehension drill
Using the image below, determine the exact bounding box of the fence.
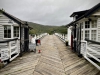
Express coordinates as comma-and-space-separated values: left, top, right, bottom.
0, 38, 19, 63
81, 39, 100, 70
55, 33, 67, 43
55, 33, 100, 70
36, 33, 48, 39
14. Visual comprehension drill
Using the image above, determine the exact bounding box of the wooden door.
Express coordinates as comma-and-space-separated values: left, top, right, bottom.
76, 24, 82, 57
24, 28, 29, 52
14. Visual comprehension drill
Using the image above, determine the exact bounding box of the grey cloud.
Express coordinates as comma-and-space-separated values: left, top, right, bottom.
0, 0, 100, 26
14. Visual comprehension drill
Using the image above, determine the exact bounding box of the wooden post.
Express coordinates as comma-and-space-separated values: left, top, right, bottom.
8, 42, 11, 59
16, 40, 19, 54
20, 23, 22, 57
84, 41, 87, 58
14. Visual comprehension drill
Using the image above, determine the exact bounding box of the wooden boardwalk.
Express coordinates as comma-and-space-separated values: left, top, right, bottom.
0, 35, 100, 75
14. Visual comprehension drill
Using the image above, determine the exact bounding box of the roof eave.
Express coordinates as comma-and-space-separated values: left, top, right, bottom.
66, 3, 100, 27
0, 10, 24, 25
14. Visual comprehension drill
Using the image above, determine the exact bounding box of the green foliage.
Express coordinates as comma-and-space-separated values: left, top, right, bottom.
28, 22, 67, 35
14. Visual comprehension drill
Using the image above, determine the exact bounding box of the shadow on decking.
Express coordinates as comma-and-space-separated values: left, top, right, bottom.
0, 52, 38, 70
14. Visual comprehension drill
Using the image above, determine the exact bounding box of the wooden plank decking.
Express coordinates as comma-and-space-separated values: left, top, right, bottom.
0, 35, 100, 75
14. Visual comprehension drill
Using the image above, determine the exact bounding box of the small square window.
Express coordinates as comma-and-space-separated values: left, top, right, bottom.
85, 21, 90, 28
13, 27, 19, 37
85, 30, 90, 39
91, 20, 97, 28
4, 25, 11, 38
91, 30, 97, 41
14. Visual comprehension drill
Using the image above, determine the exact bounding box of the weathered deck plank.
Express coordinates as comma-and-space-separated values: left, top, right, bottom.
0, 35, 99, 75
53, 35, 99, 75
0, 53, 41, 75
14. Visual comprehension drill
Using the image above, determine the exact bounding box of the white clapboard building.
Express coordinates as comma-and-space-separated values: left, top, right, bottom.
67, 3, 100, 70
0, 9, 32, 63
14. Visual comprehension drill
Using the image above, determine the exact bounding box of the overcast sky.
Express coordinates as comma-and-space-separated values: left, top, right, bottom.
0, 0, 100, 26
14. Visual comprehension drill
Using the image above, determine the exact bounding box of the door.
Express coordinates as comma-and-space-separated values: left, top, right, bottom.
71, 31, 73, 50
71, 26, 76, 52
76, 24, 82, 57
24, 27, 29, 52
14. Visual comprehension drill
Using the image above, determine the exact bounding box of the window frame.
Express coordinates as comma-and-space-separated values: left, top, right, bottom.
3, 24, 20, 39
91, 20, 97, 28
13, 26, 20, 38
91, 30, 97, 41
3, 25, 12, 39
85, 21, 90, 28
81, 20, 98, 41
85, 30, 90, 39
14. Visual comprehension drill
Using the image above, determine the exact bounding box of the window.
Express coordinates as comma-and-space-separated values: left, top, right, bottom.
80, 22, 83, 29
91, 30, 97, 41
91, 20, 97, 28
81, 20, 97, 41
13, 27, 19, 37
85, 21, 90, 28
85, 30, 89, 39
4, 25, 11, 38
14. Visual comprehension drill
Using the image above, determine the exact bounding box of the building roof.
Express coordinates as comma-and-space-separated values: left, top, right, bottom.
67, 3, 100, 27
0, 9, 33, 29
70, 10, 89, 17
0, 9, 26, 24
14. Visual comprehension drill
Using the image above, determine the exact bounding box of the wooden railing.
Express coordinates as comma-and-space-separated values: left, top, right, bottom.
81, 39, 100, 70
36, 33, 48, 39
55, 33, 67, 43
0, 38, 19, 62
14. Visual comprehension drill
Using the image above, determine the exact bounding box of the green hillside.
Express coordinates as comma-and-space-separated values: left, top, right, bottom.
28, 22, 67, 35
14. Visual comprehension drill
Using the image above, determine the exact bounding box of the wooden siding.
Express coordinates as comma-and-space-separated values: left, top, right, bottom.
0, 13, 21, 55
87, 43, 100, 58
0, 24, 3, 41
20, 27, 24, 52
97, 18, 100, 42
0, 13, 19, 40
0, 14, 12, 25
21, 27, 24, 43
0, 13, 18, 25
92, 9, 100, 16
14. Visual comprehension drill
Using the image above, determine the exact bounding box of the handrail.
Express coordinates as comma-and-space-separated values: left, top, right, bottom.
81, 40, 100, 70
0, 38, 19, 62
0, 38, 18, 43
19, 39, 29, 42
85, 39, 100, 45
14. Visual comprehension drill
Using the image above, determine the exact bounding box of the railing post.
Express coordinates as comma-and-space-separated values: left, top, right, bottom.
84, 41, 87, 58
63, 34, 65, 40
16, 40, 19, 54
8, 42, 11, 59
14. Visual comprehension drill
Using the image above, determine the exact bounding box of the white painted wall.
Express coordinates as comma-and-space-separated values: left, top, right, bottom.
92, 9, 100, 16
97, 18, 100, 42
0, 13, 21, 53
68, 27, 71, 46
0, 13, 19, 40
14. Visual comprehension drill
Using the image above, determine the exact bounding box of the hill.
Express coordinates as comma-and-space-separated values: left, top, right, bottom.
28, 22, 67, 35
